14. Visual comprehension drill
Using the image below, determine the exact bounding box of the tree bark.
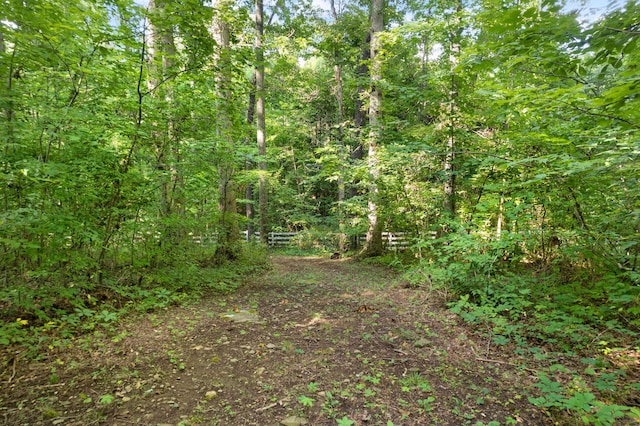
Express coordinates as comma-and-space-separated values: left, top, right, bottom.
360, 0, 384, 258
329, 0, 345, 208
443, 0, 462, 222
147, 0, 184, 240
245, 73, 256, 241
256, 0, 269, 245
349, 31, 371, 199
1, 31, 16, 155
212, 0, 240, 259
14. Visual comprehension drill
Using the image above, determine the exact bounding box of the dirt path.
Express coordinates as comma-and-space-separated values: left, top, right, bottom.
2, 256, 548, 425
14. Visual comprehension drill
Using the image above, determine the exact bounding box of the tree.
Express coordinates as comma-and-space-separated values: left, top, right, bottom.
256, 0, 269, 244
359, 0, 385, 257
146, 0, 185, 244
212, 0, 241, 259
442, 0, 462, 223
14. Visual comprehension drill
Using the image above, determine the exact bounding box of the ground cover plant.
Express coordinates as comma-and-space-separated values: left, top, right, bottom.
1, 255, 638, 425
401, 230, 640, 425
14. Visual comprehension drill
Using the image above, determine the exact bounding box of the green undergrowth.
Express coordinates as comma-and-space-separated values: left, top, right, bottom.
270, 246, 330, 257
402, 230, 640, 425
0, 243, 269, 357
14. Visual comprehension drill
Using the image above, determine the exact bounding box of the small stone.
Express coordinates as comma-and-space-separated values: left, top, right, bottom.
266, 343, 277, 349
205, 391, 218, 399
230, 358, 239, 363
255, 367, 265, 376
280, 415, 308, 426
414, 338, 430, 348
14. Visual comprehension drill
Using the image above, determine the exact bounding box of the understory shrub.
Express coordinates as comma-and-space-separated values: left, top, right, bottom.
404, 227, 640, 424
0, 241, 269, 354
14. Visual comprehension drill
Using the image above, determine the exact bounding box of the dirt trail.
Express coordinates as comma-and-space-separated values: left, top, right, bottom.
2, 256, 548, 425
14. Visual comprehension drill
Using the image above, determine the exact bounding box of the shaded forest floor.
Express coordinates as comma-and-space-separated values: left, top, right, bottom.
0, 255, 628, 425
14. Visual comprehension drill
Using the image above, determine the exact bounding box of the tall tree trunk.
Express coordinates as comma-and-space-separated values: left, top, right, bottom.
212, 0, 240, 259
443, 0, 462, 223
147, 0, 183, 238
349, 31, 371, 199
245, 73, 256, 241
335, 64, 345, 204
496, 180, 505, 238
1, 31, 16, 156
256, 0, 269, 245
329, 0, 346, 250
360, 0, 384, 258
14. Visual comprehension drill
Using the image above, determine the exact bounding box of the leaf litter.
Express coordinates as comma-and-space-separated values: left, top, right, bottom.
1, 255, 550, 425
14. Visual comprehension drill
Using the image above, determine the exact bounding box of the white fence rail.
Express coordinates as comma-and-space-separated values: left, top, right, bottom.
243, 231, 298, 247
136, 230, 436, 250
358, 232, 413, 250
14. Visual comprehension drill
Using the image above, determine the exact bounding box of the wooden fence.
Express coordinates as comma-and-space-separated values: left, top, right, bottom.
243, 231, 298, 247
141, 230, 435, 250
244, 230, 435, 250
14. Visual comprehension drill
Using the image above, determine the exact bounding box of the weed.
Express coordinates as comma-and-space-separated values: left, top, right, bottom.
336, 416, 355, 425
297, 395, 315, 408
417, 396, 435, 412
322, 391, 339, 417
364, 372, 383, 384
98, 394, 115, 405
529, 372, 633, 425
400, 371, 432, 392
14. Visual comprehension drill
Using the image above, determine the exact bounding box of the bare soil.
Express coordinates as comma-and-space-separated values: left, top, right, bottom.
1, 255, 551, 425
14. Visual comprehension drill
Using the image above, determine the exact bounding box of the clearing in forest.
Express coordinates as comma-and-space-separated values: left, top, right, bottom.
3, 256, 550, 425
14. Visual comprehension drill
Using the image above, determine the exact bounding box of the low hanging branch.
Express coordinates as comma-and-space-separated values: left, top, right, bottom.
557, 100, 639, 129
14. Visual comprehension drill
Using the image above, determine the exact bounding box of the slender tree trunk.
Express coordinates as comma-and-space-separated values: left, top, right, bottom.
256, 0, 269, 245
212, 0, 240, 259
1, 32, 16, 155
147, 0, 183, 238
335, 64, 345, 204
246, 73, 256, 241
496, 179, 505, 238
443, 0, 462, 222
329, 0, 346, 250
360, 0, 384, 258
349, 31, 371, 199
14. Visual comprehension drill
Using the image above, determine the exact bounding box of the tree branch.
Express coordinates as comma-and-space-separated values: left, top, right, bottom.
558, 100, 639, 129
604, 26, 640, 36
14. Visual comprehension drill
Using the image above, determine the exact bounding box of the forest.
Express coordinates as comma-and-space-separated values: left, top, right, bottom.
1, 0, 639, 424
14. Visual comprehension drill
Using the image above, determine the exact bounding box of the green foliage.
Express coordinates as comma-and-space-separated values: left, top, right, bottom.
336, 417, 355, 426
529, 372, 632, 425
408, 224, 638, 424
297, 394, 315, 408
0, 243, 269, 353
98, 394, 115, 406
